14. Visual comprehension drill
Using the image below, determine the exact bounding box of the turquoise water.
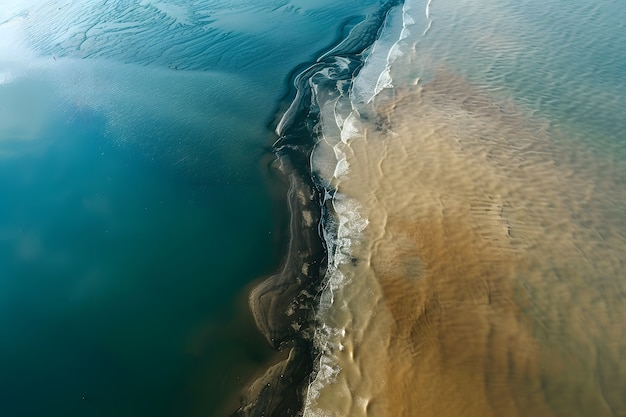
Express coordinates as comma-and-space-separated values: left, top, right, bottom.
0, 85, 280, 416
0, 1, 386, 416
0, 120, 272, 416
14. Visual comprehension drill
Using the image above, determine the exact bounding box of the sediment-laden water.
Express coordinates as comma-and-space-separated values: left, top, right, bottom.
270, 0, 626, 415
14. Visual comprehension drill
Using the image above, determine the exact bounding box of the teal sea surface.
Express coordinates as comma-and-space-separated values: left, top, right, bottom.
0, 1, 384, 416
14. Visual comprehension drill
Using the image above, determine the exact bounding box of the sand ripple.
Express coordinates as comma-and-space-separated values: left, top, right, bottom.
308, 74, 626, 417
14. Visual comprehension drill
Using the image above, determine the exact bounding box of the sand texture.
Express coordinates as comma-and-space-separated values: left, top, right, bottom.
307, 74, 626, 416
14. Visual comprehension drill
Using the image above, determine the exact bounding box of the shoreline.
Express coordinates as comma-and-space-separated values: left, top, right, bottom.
232, 2, 626, 414
232, 152, 325, 417
231, 3, 404, 415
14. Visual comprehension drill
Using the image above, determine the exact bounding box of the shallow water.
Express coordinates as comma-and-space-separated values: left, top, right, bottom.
308, 82, 626, 416
288, 0, 626, 415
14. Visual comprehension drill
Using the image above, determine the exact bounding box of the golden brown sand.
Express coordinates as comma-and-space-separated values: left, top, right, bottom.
306, 74, 626, 416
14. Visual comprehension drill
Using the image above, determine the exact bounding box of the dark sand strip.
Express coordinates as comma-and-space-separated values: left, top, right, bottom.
232, 151, 325, 416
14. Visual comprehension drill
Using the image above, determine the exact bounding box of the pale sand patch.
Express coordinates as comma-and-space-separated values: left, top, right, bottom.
311, 75, 626, 416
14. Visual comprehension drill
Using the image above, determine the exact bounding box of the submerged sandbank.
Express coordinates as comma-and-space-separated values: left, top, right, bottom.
305, 74, 626, 416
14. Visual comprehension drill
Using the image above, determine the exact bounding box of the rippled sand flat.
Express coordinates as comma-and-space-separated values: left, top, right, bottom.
309, 74, 626, 416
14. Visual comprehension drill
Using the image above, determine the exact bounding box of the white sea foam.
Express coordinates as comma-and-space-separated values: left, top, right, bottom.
368, 0, 426, 101
422, 19, 433, 36
301, 4, 413, 415
351, 4, 406, 104
301, 2, 444, 414
374, 68, 394, 97
423, 0, 434, 35
303, 195, 368, 417
303, 55, 372, 417
339, 113, 361, 143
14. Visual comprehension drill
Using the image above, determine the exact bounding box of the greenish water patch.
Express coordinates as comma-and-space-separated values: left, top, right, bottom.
0, 105, 278, 417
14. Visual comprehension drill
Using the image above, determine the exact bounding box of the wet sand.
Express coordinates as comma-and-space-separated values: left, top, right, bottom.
234, 145, 325, 416
306, 74, 626, 416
